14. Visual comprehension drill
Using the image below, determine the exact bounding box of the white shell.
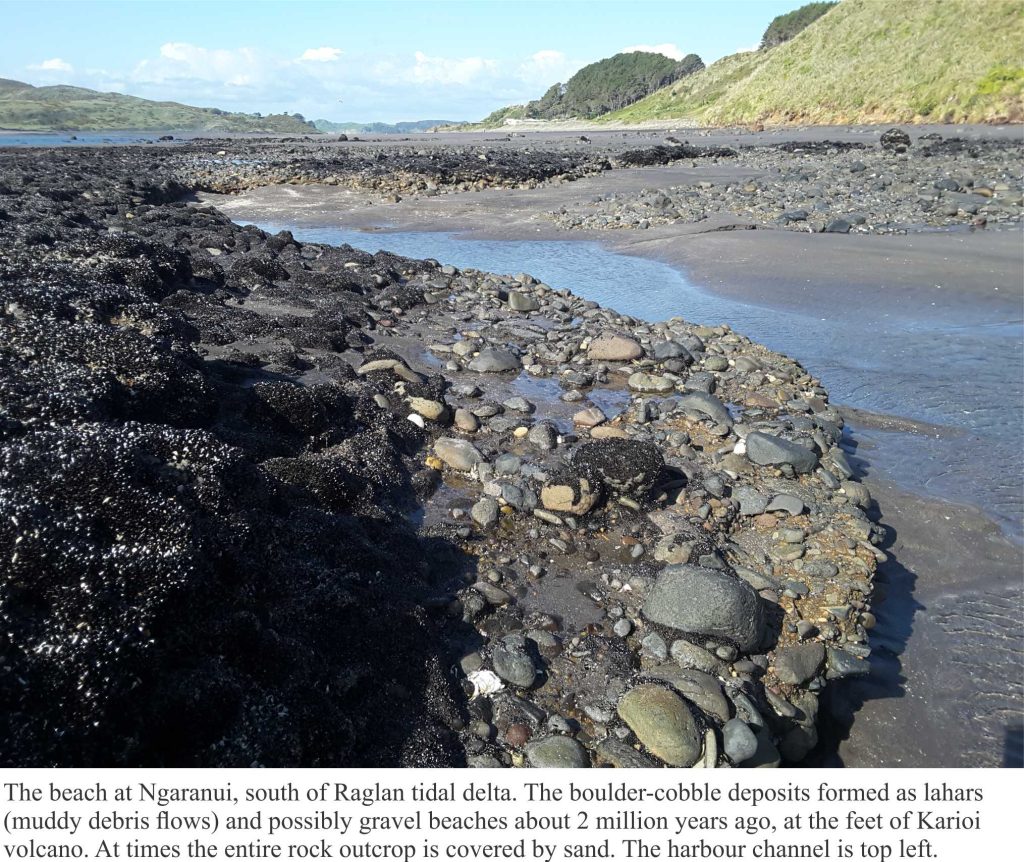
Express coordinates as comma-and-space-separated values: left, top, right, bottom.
467, 669, 504, 699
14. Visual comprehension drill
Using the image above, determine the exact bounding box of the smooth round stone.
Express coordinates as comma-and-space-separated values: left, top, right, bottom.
468, 347, 520, 373
528, 421, 558, 450
644, 565, 765, 652
491, 634, 537, 688
494, 453, 522, 475
407, 396, 447, 421
613, 618, 633, 637
745, 432, 819, 474
540, 478, 599, 515
525, 736, 591, 768
590, 426, 629, 439
652, 340, 692, 362
588, 333, 643, 361
826, 646, 871, 678
645, 665, 730, 723
433, 437, 483, 472
669, 639, 724, 673
454, 408, 480, 432
723, 718, 759, 765
573, 406, 606, 427
744, 726, 781, 768
509, 290, 540, 312
677, 392, 733, 426
503, 396, 535, 414
617, 684, 702, 767
840, 480, 872, 508
628, 372, 674, 394
766, 493, 805, 515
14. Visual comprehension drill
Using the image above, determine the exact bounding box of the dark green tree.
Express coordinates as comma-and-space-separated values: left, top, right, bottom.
761, 2, 837, 49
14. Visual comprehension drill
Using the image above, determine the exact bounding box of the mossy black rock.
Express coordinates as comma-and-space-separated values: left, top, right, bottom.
0, 147, 472, 767
569, 437, 664, 496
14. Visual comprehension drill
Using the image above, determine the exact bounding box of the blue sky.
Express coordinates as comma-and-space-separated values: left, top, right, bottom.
4, 1, 807, 122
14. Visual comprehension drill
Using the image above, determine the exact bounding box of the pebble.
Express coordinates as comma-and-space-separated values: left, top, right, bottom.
628, 372, 675, 394
525, 736, 591, 768
433, 437, 483, 472
471, 498, 500, 530
617, 684, 702, 767
491, 634, 538, 688
774, 642, 826, 685
767, 493, 805, 515
723, 718, 759, 765
468, 347, 520, 373
454, 408, 480, 432
746, 432, 819, 473
588, 334, 643, 361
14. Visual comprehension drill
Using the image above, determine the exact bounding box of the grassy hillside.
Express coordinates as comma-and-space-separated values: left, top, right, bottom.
603, 0, 1024, 126
525, 51, 704, 120
456, 51, 704, 128
0, 78, 318, 133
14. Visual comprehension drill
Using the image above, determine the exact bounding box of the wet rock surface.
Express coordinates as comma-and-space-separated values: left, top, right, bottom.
547, 134, 1023, 234
0, 141, 886, 767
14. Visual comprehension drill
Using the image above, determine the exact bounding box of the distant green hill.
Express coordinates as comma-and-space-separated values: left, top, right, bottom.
313, 119, 460, 134
465, 50, 704, 127
603, 0, 1024, 126
0, 78, 318, 133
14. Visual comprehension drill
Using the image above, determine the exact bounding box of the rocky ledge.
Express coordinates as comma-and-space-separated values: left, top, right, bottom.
0, 144, 884, 767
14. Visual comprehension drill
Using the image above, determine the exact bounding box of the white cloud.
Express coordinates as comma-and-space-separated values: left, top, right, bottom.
29, 57, 74, 73
621, 43, 687, 61
516, 49, 582, 88
133, 43, 264, 87
18, 41, 605, 123
299, 47, 342, 63
409, 51, 497, 85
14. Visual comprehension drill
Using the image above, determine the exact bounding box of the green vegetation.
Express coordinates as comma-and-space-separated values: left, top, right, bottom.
761, 2, 836, 49
523, 52, 704, 119
0, 78, 318, 133
477, 105, 528, 126
313, 119, 461, 134
461, 50, 704, 127
602, 0, 1024, 126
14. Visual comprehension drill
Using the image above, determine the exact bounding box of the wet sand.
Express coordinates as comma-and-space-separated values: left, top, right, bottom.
207, 152, 1023, 767
820, 473, 1023, 767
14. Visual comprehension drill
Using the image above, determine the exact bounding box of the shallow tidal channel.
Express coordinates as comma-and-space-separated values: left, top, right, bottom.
254, 221, 1023, 541
247, 219, 1024, 768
